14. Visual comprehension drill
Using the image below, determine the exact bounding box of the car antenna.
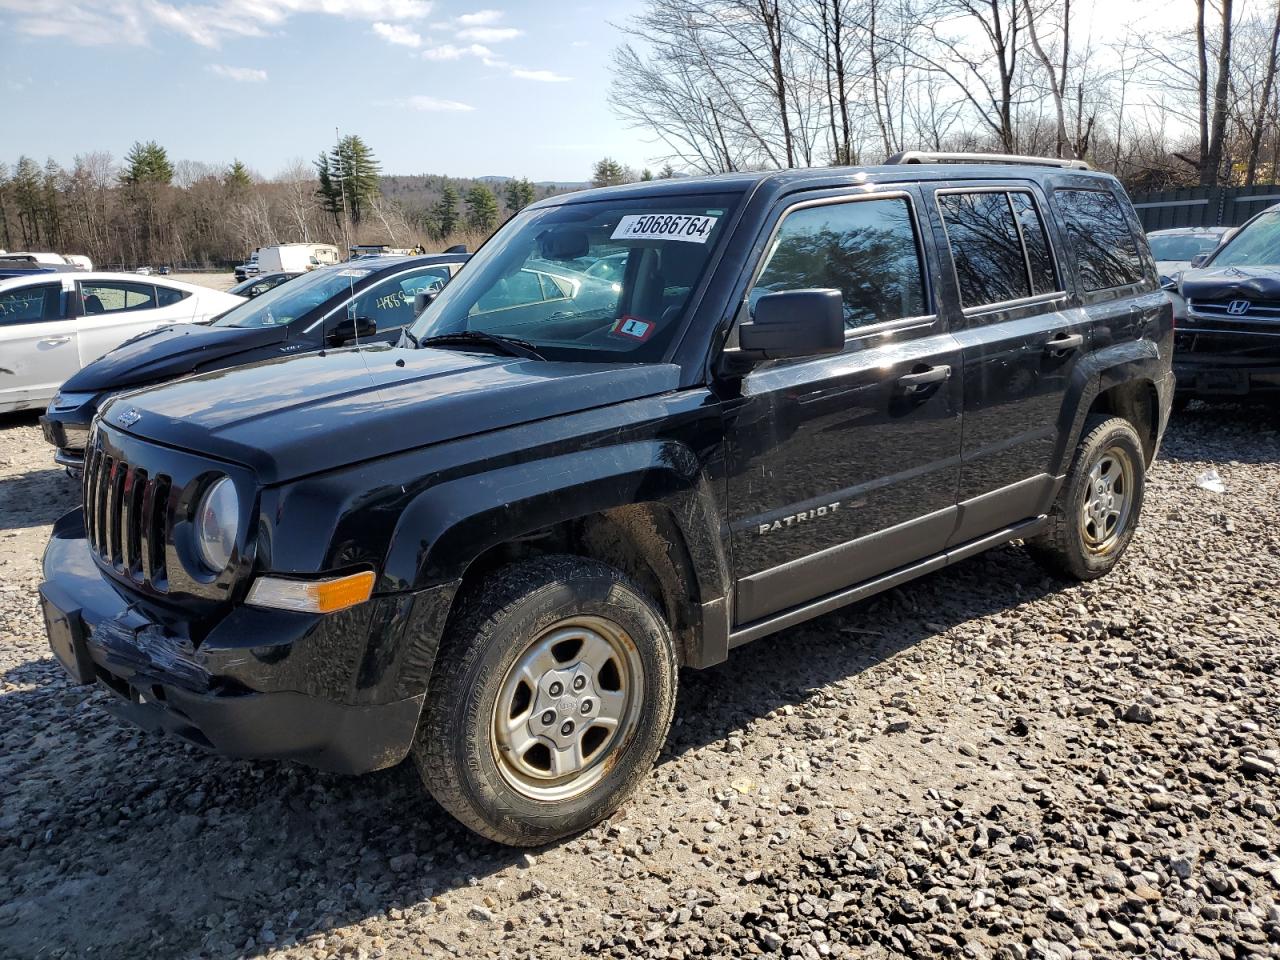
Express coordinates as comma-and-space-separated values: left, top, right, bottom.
335, 125, 359, 352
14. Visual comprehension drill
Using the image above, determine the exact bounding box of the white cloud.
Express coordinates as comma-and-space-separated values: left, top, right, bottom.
208, 63, 268, 81
0, 0, 433, 48
456, 8, 501, 25
421, 42, 491, 60
404, 95, 474, 111
570, 40, 589, 48
511, 68, 570, 82
456, 25, 519, 42
372, 20, 421, 46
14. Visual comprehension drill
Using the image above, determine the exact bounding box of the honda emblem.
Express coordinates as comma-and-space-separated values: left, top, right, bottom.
1226, 299, 1251, 316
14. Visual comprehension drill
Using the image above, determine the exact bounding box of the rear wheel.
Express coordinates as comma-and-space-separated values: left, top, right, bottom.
413, 555, 677, 846
1029, 416, 1146, 581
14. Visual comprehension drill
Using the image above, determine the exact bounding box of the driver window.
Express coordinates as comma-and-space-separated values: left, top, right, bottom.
350, 268, 452, 331
751, 196, 927, 332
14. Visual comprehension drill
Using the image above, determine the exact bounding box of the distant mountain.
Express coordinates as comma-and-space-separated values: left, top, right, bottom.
475, 175, 591, 190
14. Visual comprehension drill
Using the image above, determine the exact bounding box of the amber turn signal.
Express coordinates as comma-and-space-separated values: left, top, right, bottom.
246, 571, 376, 614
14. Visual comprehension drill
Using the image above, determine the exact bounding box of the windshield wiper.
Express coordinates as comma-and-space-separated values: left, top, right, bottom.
418, 331, 547, 361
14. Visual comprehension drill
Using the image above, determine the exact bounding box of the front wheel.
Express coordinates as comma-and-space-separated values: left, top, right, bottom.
1029, 416, 1146, 581
413, 555, 678, 846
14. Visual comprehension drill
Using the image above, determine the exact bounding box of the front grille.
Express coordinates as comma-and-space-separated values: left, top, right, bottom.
83, 441, 171, 589
1188, 298, 1280, 320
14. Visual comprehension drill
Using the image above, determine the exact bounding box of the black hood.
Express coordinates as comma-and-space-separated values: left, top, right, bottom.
1179, 265, 1280, 301
100, 344, 681, 484
62, 323, 288, 392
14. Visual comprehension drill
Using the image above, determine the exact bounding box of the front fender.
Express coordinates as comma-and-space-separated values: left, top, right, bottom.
383, 438, 730, 600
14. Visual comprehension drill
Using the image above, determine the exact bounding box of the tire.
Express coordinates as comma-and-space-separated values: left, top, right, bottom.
1028, 416, 1146, 581
412, 555, 678, 846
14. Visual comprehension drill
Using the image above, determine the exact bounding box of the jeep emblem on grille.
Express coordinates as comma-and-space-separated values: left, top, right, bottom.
1227, 299, 1252, 315
117, 407, 142, 427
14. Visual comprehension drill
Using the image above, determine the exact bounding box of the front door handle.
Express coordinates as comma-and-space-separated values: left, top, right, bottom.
897, 364, 952, 392
1045, 332, 1083, 355
40, 336, 72, 345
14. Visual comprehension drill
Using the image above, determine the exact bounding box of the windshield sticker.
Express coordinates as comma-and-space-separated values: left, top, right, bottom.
336, 268, 371, 278
610, 316, 656, 341
611, 214, 718, 244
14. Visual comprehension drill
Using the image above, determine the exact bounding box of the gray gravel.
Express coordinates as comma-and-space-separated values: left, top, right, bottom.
1, 402, 1278, 960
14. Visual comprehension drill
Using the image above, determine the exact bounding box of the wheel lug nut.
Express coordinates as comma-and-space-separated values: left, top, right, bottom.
549, 681, 563, 696
572, 676, 586, 691
541, 710, 555, 725
581, 699, 593, 714
560, 720, 575, 736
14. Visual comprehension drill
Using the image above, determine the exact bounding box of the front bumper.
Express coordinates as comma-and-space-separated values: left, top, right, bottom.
1173, 326, 1280, 398
40, 509, 456, 774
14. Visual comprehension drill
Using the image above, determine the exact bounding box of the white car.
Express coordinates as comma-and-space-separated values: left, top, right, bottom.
1147, 226, 1234, 277
0, 272, 244, 413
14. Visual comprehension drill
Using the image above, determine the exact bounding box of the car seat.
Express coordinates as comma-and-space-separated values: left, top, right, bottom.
83, 294, 105, 315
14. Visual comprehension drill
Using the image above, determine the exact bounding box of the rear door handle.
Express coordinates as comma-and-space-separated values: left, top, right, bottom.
1045, 332, 1083, 355
897, 364, 951, 392
40, 336, 72, 345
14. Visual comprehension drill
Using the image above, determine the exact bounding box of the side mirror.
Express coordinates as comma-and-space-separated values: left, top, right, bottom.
329, 315, 376, 345
1190, 253, 1210, 268
413, 289, 440, 316
738, 289, 845, 360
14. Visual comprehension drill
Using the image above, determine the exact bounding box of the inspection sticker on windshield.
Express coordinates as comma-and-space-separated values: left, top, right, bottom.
611, 214, 718, 244
611, 316, 656, 341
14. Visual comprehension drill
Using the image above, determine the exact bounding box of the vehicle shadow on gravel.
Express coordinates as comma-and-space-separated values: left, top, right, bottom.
0, 468, 78, 528
1160, 402, 1280, 464
0, 542, 1063, 959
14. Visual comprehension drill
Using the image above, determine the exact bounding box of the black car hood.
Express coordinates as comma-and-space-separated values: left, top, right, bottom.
101, 344, 681, 484
62, 323, 288, 392
1179, 265, 1280, 301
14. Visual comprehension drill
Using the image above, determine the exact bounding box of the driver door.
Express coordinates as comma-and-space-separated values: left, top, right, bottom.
722, 188, 963, 625
0, 282, 78, 411
333, 265, 456, 344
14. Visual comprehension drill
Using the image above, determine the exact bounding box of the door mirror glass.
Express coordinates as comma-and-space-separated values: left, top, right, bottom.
739, 289, 845, 360
329, 315, 376, 344
1190, 253, 1210, 268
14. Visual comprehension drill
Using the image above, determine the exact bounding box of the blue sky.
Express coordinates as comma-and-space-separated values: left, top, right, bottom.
0, 0, 655, 182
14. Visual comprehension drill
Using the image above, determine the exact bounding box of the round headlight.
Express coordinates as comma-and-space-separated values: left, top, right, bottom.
195, 477, 239, 572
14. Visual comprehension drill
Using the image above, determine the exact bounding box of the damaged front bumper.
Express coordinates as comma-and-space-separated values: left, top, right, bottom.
39, 508, 456, 774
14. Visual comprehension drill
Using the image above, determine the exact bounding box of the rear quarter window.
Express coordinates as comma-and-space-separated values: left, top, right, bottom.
1054, 188, 1145, 291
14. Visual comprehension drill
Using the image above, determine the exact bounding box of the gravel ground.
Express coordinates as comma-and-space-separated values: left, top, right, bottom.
1, 403, 1278, 960
173, 272, 237, 293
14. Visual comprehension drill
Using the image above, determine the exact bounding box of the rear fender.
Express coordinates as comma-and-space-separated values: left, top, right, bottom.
1053, 340, 1164, 476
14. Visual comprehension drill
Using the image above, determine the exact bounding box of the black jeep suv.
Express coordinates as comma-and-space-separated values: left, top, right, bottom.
40, 254, 468, 474
1165, 204, 1280, 405
39, 154, 1173, 846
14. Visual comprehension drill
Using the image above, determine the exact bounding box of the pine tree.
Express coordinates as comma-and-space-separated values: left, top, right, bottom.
465, 184, 499, 232
315, 151, 342, 226
658, 163, 676, 179
640, 168, 654, 181
504, 177, 536, 214
591, 157, 627, 188
433, 184, 460, 239
328, 135, 381, 226
225, 159, 253, 191
120, 141, 173, 186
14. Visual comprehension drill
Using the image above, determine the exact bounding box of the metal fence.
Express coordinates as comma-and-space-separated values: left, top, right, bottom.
1130, 184, 1280, 231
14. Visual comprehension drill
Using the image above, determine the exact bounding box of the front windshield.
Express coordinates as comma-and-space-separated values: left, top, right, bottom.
1149, 233, 1221, 262
213, 266, 373, 328
1212, 212, 1280, 268
408, 192, 741, 361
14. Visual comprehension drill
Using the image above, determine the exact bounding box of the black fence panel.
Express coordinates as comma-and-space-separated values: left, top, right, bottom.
1131, 185, 1280, 231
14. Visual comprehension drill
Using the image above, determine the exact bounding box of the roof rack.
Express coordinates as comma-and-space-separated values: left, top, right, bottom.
885, 150, 1091, 171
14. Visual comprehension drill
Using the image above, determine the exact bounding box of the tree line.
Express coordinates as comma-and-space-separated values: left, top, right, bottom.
0, 135, 569, 269
609, 0, 1280, 190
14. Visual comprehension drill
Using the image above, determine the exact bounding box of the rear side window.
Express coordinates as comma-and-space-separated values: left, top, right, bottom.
937, 192, 1030, 308
1010, 193, 1058, 295
80, 281, 156, 315
1055, 188, 1144, 291
156, 286, 190, 307
752, 196, 927, 332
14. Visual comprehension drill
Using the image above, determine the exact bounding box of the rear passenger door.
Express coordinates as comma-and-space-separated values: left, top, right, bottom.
75, 279, 176, 366
723, 187, 963, 626
927, 183, 1090, 544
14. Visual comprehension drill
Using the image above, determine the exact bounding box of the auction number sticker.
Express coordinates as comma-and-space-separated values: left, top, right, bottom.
611, 214, 718, 244
610, 316, 657, 341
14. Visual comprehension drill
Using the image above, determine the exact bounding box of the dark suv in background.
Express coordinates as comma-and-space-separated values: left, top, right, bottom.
40, 253, 468, 474
40, 153, 1171, 846
1166, 203, 1280, 406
